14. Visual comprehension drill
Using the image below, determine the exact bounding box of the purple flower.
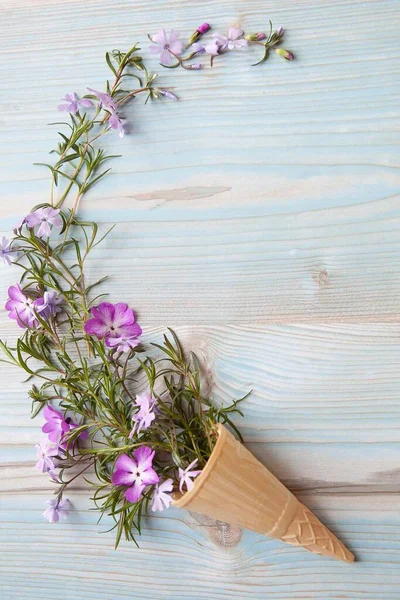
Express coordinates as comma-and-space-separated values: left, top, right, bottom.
129, 392, 156, 436
106, 336, 140, 353
178, 458, 202, 493
197, 23, 210, 35
41, 405, 79, 446
107, 109, 124, 138
275, 48, 294, 61
35, 438, 58, 473
0, 236, 17, 266
5, 284, 41, 328
204, 40, 225, 56
151, 478, 174, 512
191, 42, 206, 53
212, 28, 248, 51
25, 207, 62, 239
36, 291, 63, 318
87, 88, 117, 111
150, 29, 184, 65
57, 92, 93, 114
43, 497, 71, 523
84, 302, 142, 346
112, 447, 159, 503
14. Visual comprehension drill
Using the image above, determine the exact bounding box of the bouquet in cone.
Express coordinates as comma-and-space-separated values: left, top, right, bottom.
0, 21, 353, 561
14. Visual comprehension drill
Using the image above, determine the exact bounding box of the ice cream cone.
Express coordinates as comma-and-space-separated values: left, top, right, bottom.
173, 424, 354, 562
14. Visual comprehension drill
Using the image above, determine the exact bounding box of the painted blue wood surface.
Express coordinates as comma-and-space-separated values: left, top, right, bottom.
1, 1, 400, 598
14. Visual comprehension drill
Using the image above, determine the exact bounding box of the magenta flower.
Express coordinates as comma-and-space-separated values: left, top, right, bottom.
41, 405, 78, 445
130, 392, 156, 436
106, 335, 140, 353
35, 438, 58, 473
25, 207, 62, 239
112, 447, 159, 503
43, 497, 71, 523
5, 284, 41, 328
0, 236, 17, 266
178, 458, 202, 493
57, 92, 93, 114
150, 29, 184, 65
151, 478, 174, 512
87, 88, 117, 111
212, 28, 248, 51
84, 302, 142, 346
108, 109, 124, 138
36, 291, 63, 318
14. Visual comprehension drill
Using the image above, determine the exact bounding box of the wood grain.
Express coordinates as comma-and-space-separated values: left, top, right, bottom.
0, 0, 400, 597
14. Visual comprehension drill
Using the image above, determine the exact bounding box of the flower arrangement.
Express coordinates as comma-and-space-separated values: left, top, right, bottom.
0, 20, 353, 562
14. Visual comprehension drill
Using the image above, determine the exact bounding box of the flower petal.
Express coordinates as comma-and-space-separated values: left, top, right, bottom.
112, 303, 133, 327
114, 453, 137, 473
141, 466, 159, 486
125, 480, 145, 503
152, 29, 167, 45
134, 446, 155, 470
112, 469, 136, 486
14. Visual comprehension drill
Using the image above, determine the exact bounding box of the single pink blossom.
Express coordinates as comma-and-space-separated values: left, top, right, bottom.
178, 458, 202, 493
35, 438, 58, 473
151, 478, 174, 512
57, 92, 93, 114
212, 27, 248, 51
112, 447, 159, 503
5, 284, 42, 328
41, 405, 81, 447
129, 392, 156, 436
25, 207, 62, 239
84, 302, 142, 345
87, 88, 117, 111
43, 498, 71, 523
150, 29, 184, 65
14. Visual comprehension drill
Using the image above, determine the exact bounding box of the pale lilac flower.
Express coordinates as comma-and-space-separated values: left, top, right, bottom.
5, 284, 38, 328
160, 90, 178, 101
204, 39, 225, 56
87, 88, 117, 111
41, 405, 79, 446
213, 28, 248, 51
84, 302, 142, 345
0, 236, 17, 266
108, 110, 124, 138
57, 92, 93, 114
151, 478, 174, 512
150, 29, 184, 65
112, 447, 159, 503
191, 42, 206, 53
13, 217, 26, 235
25, 207, 62, 239
106, 335, 140, 353
36, 291, 63, 318
43, 497, 71, 523
178, 458, 202, 493
130, 392, 156, 436
35, 438, 58, 473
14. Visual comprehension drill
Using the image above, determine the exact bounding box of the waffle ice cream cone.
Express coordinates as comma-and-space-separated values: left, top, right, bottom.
173, 424, 354, 562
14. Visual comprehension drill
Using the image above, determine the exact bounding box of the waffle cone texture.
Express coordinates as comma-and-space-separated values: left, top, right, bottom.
173, 424, 354, 562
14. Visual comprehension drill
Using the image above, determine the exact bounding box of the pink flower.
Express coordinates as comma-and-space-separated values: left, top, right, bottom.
35, 438, 58, 473
178, 458, 202, 493
57, 92, 93, 114
112, 447, 159, 503
25, 207, 62, 239
106, 336, 140, 353
0, 236, 17, 266
41, 405, 80, 446
212, 27, 248, 51
204, 40, 225, 56
43, 497, 71, 523
5, 284, 42, 328
84, 302, 142, 346
87, 88, 117, 111
129, 392, 156, 436
108, 109, 124, 138
151, 478, 174, 512
150, 29, 184, 65
36, 291, 63, 318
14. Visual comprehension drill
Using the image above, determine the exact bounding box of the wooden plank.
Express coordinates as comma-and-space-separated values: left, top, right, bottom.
1, 492, 400, 599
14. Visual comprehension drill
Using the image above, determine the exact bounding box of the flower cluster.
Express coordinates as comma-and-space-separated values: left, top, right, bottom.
0, 22, 292, 544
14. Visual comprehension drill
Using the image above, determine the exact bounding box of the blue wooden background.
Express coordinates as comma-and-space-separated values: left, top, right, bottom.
1, 0, 400, 598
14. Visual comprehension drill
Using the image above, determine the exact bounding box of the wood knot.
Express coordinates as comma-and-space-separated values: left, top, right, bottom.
189, 512, 242, 547
313, 269, 329, 286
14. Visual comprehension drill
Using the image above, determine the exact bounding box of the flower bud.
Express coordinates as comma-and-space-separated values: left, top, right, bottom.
186, 23, 211, 48
245, 32, 267, 41
160, 90, 178, 101
197, 22, 210, 34
186, 63, 202, 70
275, 48, 294, 61
276, 26, 284, 37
